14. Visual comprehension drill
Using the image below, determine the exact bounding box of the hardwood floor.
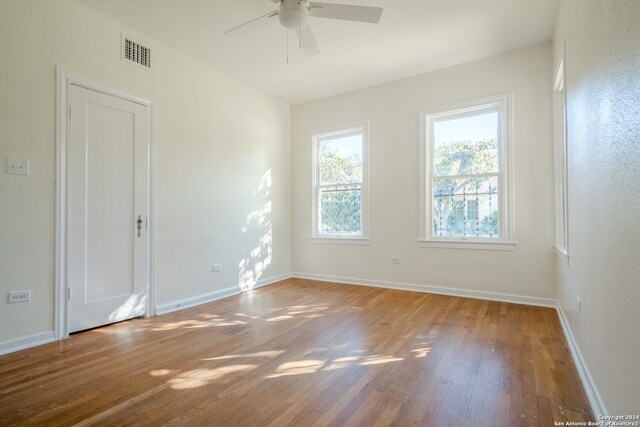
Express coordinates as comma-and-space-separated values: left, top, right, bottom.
0, 279, 592, 426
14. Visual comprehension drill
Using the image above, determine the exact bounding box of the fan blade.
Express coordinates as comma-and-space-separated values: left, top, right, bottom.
296, 25, 320, 57
308, 2, 383, 23
223, 10, 279, 37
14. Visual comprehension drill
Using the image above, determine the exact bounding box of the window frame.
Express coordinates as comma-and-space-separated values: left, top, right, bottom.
553, 55, 569, 258
310, 121, 370, 244
419, 94, 515, 251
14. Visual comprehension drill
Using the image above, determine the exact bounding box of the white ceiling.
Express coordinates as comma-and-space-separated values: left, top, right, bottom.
76, 0, 560, 105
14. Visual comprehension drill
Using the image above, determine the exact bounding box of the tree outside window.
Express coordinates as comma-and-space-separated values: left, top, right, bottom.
312, 126, 368, 239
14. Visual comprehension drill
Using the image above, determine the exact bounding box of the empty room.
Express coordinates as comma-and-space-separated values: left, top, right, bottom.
0, 0, 638, 425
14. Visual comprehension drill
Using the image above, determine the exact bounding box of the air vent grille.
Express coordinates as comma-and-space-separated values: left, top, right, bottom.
123, 38, 151, 68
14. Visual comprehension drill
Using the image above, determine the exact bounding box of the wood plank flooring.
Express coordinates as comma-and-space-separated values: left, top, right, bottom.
0, 278, 592, 426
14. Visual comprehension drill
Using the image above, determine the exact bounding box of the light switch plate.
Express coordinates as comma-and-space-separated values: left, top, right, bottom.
7, 157, 29, 176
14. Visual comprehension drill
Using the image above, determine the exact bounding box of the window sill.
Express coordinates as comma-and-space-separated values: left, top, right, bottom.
554, 245, 569, 258
308, 237, 371, 245
418, 240, 516, 251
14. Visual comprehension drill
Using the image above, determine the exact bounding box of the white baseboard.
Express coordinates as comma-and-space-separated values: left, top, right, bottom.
292, 272, 557, 308
155, 273, 292, 316
0, 330, 55, 356
556, 303, 608, 417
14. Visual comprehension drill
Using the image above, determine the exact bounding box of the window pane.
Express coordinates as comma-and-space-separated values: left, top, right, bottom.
319, 132, 363, 185
319, 185, 361, 234
432, 176, 499, 238
433, 112, 499, 176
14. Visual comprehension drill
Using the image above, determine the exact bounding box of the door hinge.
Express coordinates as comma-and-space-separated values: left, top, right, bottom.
68, 106, 72, 119
67, 287, 71, 300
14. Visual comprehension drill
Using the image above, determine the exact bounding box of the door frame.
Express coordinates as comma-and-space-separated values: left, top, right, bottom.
54, 67, 156, 339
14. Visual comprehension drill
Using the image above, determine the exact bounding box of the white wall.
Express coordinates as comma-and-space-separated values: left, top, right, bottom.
0, 0, 291, 344
554, 0, 640, 414
291, 43, 556, 300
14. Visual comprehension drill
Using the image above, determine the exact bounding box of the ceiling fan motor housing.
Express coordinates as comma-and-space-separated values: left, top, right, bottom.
279, 0, 309, 29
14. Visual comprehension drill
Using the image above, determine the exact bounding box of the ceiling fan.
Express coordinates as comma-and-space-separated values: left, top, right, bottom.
224, 0, 383, 57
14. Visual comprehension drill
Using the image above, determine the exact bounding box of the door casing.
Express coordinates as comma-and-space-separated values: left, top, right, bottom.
55, 67, 156, 339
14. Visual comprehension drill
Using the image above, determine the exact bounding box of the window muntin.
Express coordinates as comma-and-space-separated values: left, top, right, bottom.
313, 126, 367, 238
421, 95, 513, 245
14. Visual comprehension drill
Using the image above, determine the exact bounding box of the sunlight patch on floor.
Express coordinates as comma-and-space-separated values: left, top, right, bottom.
235, 313, 259, 319
264, 304, 330, 322
152, 344, 433, 390
151, 318, 247, 331
266, 315, 294, 322
203, 350, 285, 361
360, 355, 405, 366
302, 347, 328, 356
150, 369, 174, 377
167, 365, 257, 389
333, 356, 359, 362
264, 360, 326, 378
411, 348, 431, 358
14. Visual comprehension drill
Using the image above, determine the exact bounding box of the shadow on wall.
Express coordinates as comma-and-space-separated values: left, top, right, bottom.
238, 170, 273, 292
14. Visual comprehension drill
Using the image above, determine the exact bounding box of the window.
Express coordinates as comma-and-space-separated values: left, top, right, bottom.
553, 58, 569, 256
420, 94, 514, 250
311, 123, 368, 242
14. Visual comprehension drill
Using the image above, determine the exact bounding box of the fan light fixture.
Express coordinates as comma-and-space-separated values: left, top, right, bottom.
279, 0, 309, 29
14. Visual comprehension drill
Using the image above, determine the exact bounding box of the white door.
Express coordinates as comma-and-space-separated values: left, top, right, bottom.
68, 84, 149, 333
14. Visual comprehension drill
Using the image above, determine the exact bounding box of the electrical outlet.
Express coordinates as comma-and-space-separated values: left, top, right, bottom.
6, 157, 30, 176
391, 256, 401, 264
8, 290, 31, 303
212, 264, 222, 272
576, 296, 582, 313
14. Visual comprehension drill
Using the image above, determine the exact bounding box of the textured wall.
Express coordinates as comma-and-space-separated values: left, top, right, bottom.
554, 0, 640, 414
